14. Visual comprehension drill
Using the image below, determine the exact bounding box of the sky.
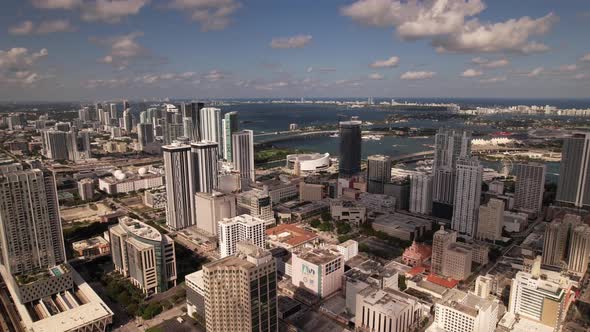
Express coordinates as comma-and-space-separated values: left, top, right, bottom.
1, 0, 590, 101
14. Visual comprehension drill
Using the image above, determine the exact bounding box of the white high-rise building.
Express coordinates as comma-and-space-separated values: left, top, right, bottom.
122, 108, 133, 133
218, 215, 266, 258
195, 191, 237, 235
232, 130, 255, 182
199, 107, 222, 150
410, 173, 433, 214
237, 188, 275, 226
191, 141, 219, 193
163, 143, 194, 230
513, 162, 546, 213
429, 289, 499, 332
452, 158, 482, 237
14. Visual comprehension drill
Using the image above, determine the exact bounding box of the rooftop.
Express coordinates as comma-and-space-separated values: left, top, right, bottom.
295, 247, 342, 265
266, 224, 318, 247
119, 216, 162, 242
219, 214, 266, 227
72, 236, 108, 251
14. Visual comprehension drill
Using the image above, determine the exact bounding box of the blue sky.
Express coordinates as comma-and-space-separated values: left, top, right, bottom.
1, 0, 589, 101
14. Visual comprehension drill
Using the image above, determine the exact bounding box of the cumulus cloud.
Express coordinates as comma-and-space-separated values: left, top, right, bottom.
573, 73, 589, 80
461, 68, 483, 77
479, 76, 506, 83
10, 19, 75, 35
368, 73, 384, 80
471, 57, 509, 68
369, 56, 399, 68
86, 78, 129, 88
168, 0, 241, 31
255, 81, 289, 91
558, 64, 577, 72
581, 53, 590, 62
526, 67, 544, 77
203, 70, 225, 81
400, 71, 435, 80
0, 47, 49, 86
270, 35, 312, 49
134, 71, 198, 84
32, 0, 148, 23
342, 0, 557, 54
93, 32, 151, 70
306, 67, 336, 73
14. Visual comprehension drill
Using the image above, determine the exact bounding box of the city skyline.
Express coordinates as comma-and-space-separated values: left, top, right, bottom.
1, 0, 590, 101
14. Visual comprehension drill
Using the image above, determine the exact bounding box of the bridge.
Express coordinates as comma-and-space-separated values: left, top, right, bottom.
254, 130, 338, 146
391, 151, 434, 163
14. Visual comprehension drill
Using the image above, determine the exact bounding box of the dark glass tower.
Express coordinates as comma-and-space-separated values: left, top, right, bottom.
339, 120, 362, 178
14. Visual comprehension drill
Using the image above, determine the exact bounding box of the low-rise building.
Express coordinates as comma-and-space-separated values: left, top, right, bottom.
336, 239, 358, 261
428, 289, 500, 332
98, 168, 164, 195
252, 176, 300, 204
266, 223, 319, 251
372, 213, 433, 241
77, 178, 95, 201
291, 247, 344, 298
330, 200, 366, 226
355, 286, 423, 332
186, 270, 206, 321
143, 186, 167, 209
402, 241, 432, 267
503, 211, 528, 233
72, 236, 110, 258
299, 182, 325, 202
442, 243, 472, 281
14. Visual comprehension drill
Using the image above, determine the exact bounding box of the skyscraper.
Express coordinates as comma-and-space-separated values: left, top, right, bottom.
232, 130, 255, 182
568, 224, 590, 275
122, 108, 133, 133
108, 103, 117, 119
195, 192, 237, 235
476, 198, 505, 241
542, 214, 581, 267
191, 141, 219, 193
431, 226, 457, 276
218, 214, 266, 258
338, 120, 362, 178
203, 243, 277, 332
410, 173, 433, 215
222, 111, 239, 161
138, 123, 154, 150
432, 129, 471, 219
163, 143, 194, 230
556, 133, 590, 207
366, 154, 391, 194
451, 157, 482, 237
189, 102, 204, 141
513, 162, 546, 213
199, 107, 222, 150
0, 168, 65, 275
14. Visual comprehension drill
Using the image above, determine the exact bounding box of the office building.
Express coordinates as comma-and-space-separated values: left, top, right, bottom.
431, 226, 457, 276
185, 270, 206, 320
222, 111, 238, 161
122, 108, 132, 133
163, 143, 194, 230
508, 271, 571, 330
410, 173, 433, 215
78, 107, 91, 122
199, 107, 222, 150
330, 200, 367, 226
291, 247, 344, 298
336, 239, 359, 261
513, 162, 546, 213
556, 133, 590, 207
203, 243, 277, 332
232, 130, 255, 182
195, 191, 236, 236
109, 216, 176, 294
442, 243, 472, 280
429, 289, 499, 332
237, 188, 275, 226
191, 141, 219, 193
108, 103, 117, 119
366, 155, 392, 194
218, 214, 266, 258
77, 178, 94, 201
339, 120, 362, 178
432, 129, 471, 219
299, 181, 325, 202
143, 186, 167, 209
477, 198, 505, 241
138, 123, 154, 150
451, 158, 482, 237
568, 224, 590, 275
355, 286, 422, 332
41, 129, 72, 160
542, 214, 581, 268
187, 102, 204, 141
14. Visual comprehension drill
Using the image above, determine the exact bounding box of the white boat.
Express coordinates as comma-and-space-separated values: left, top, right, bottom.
330, 133, 339, 138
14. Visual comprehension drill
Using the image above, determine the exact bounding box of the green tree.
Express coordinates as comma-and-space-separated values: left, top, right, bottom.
398, 274, 407, 291
321, 211, 332, 222
309, 219, 321, 228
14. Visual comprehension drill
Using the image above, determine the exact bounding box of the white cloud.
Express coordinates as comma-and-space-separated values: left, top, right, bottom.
9, 21, 34, 35
400, 71, 435, 80
31, 0, 81, 9
94, 32, 149, 69
581, 53, 590, 62
472, 57, 509, 68
526, 67, 544, 77
203, 70, 225, 81
461, 68, 482, 77
574, 73, 589, 80
342, 0, 557, 54
558, 64, 577, 72
369, 73, 384, 80
479, 76, 507, 83
255, 81, 289, 91
306, 66, 336, 73
0, 47, 48, 86
86, 78, 129, 88
9, 19, 75, 35
33, 0, 148, 23
369, 56, 399, 68
168, 0, 241, 31
270, 35, 312, 49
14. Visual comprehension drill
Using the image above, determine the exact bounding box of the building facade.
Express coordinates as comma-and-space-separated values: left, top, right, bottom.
513, 162, 546, 213
339, 120, 362, 178
218, 214, 266, 258
232, 130, 255, 182
451, 158, 482, 237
